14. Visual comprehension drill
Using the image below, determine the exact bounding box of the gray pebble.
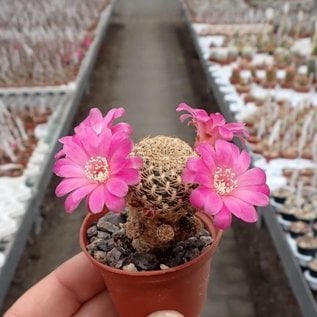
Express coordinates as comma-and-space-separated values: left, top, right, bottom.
115, 259, 124, 269
106, 248, 122, 267
172, 245, 184, 254
94, 250, 107, 263
200, 236, 213, 247
200, 229, 210, 237
87, 239, 103, 255
87, 225, 98, 237
104, 212, 126, 225
132, 253, 159, 270
160, 264, 170, 270
184, 248, 200, 261
97, 231, 111, 239
187, 237, 198, 245
90, 236, 99, 243
97, 239, 115, 252
122, 263, 138, 271
112, 227, 125, 239
97, 218, 119, 233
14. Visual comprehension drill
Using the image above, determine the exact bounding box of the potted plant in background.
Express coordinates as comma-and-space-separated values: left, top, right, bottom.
53, 104, 270, 317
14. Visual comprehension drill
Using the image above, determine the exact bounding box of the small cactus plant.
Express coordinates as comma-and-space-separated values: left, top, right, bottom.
54, 105, 269, 257
230, 68, 240, 84
282, 65, 295, 88
126, 135, 201, 251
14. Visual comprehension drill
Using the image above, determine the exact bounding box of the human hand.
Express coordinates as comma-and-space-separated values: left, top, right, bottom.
4, 253, 184, 317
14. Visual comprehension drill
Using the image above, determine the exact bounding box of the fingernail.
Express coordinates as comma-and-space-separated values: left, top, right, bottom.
147, 310, 185, 317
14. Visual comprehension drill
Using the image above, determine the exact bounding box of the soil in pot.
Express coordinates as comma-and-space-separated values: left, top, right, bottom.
85, 211, 213, 271
296, 236, 317, 257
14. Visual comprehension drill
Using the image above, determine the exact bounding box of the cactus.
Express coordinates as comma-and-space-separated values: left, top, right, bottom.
284, 66, 295, 84
126, 136, 202, 251
266, 68, 276, 83
230, 68, 240, 84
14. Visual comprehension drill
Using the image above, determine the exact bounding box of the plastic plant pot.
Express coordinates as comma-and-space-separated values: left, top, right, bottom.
80, 210, 222, 317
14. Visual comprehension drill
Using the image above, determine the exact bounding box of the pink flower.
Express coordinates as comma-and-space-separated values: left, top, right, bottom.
76, 107, 133, 136
55, 107, 132, 160
183, 140, 269, 229
176, 103, 249, 146
54, 109, 142, 214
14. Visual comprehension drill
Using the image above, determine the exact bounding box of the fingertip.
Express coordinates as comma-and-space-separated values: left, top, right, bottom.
147, 311, 185, 317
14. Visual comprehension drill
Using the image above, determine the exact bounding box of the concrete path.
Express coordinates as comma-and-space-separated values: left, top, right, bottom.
3, 1, 255, 316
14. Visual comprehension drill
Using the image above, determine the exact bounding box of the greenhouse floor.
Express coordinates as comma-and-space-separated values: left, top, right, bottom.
2, 1, 300, 316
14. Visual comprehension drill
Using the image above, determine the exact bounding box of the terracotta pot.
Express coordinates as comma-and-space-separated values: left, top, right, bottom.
80, 211, 222, 317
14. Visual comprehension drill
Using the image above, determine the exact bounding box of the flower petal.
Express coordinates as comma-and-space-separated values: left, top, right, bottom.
218, 126, 233, 140
88, 185, 105, 213
111, 122, 133, 135
63, 141, 89, 166
213, 206, 232, 229
196, 143, 216, 171
88, 108, 104, 134
54, 163, 85, 178
233, 150, 251, 175
190, 187, 223, 213
232, 187, 269, 206
203, 191, 223, 214
237, 168, 267, 187
210, 113, 225, 126
97, 128, 112, 157
64, 183, 97, 213
108, 134, 133, 160
114, 168, 140, 185
106, 177, 129, 197
214, 140, 238, 167
126, 156, 143, 169
103, 108, 125, 127
244, 184, 270, 196
104, 188, 126, 212
74, 125, 100, 155
189, 188, 205, 210
55, 178, 91, 197
110, 157, 128, 175
223, 196, 258, 223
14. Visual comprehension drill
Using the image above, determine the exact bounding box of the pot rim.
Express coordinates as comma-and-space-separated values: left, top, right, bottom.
80, 210, 223, 277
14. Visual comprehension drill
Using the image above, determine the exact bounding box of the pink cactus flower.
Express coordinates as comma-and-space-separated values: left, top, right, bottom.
183, 140, 269, 229
55, 107, 132, 160
176, 103, 249, 146
54, 109, 142, 214
76, 107, 133, 136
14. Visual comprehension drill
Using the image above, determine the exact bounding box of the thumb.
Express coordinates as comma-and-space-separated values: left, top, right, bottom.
147, 311, 185, 317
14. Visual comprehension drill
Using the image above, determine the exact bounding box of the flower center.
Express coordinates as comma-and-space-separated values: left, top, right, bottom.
213, 167, 237, 195
85, 156, 109, 183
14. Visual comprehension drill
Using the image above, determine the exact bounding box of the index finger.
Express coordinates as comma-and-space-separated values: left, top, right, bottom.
5, 252, 106, 317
